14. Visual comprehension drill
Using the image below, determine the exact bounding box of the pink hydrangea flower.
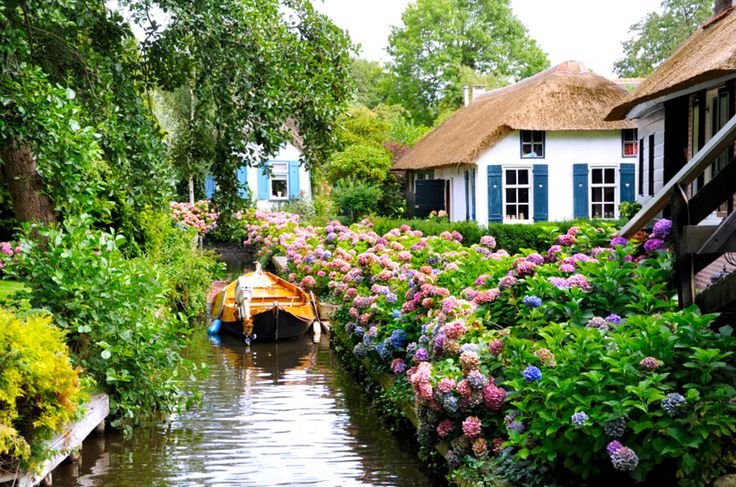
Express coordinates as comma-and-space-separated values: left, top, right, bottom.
462, 416, 483, 438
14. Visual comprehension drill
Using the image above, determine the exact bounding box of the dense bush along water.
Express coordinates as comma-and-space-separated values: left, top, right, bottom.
54, 332, 432, 486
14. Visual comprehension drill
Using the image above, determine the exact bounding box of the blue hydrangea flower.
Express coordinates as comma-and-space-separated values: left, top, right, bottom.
661, 393, 687, 416
570, 411, 589, 427
386, 291, 398, 304
466, 370, 488, 389
354, 325, 365, 338
392, 309, 403, 320
522, 365, 542, 383
389, 329, 407, 349
523, 295, 543, 308
441, 393, 459, 414
604, 418, 626, 437
376, 342, 392, 361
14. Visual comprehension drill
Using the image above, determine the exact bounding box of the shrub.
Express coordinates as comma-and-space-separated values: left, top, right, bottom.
332, 178, 383, 222
242, 210, 736, 485
0, 308, 84, 470
11, 215, 202, 434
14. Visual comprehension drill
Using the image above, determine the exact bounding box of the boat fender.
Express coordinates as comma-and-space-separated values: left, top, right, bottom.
208, 319, 222, 335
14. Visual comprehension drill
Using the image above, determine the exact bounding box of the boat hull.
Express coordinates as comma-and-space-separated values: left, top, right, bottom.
209, 268, 317, 342
219, 309, 311, 341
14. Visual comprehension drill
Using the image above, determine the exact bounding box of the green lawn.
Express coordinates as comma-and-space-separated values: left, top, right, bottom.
0, 280, 28, 302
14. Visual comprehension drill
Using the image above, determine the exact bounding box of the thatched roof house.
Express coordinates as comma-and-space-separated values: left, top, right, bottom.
396, 61, 640, 225
393, 61, 634, 171
607, 5, 736, 121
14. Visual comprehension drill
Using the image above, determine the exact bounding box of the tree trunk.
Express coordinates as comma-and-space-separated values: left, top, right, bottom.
0, 137, 57, 225
188, 175, 195, 204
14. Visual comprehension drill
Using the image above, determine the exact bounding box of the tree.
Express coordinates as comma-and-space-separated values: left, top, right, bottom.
0, 0, 172, 228
387, 0, 549, 124
613, 0, 713, 77
350, 58, 392, 108
134, 0, 353, 221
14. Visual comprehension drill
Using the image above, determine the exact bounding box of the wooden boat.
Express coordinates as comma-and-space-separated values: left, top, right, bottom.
208, 265, 317, 342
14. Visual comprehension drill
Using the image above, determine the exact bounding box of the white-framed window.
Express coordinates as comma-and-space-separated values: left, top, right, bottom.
622, 129, 638, 157
590, 167, 617, 219
520, 130, 545, 158
504, 167, 531, 222
270, 162, 289, 200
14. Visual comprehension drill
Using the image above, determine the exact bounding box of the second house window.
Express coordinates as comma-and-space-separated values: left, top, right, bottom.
270, 162, 289, 200
520, 130, 545, 158
590, 167, 616, 219
505, 168, 531, 221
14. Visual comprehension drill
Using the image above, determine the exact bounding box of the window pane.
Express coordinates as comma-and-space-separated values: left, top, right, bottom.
604, 204, 615, 218
521, 131, 531, 142
592, 187, 602, 202
604, 187, 615, 201
533, 131, 543, 143
592, 204, 602, 218
518, 205, 529, 220
506, 205, 517, 218
519, 187, 529, 203
506, 170, 516, 185
271, 178, 287, 198
532, 143, 543, 157
592, 169, 602, 184
605, 169, 615, 183
506, 188, 516, 203
272, 162, 288, 173
518, 170, 529, 185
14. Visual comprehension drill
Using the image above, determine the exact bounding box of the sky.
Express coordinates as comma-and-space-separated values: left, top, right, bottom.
313, 0, 664, 78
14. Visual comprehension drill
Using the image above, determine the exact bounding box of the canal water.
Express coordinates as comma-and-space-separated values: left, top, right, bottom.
54, 332, 434, 486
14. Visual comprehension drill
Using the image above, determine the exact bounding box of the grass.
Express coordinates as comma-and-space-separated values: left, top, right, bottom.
0, 280, 28, 302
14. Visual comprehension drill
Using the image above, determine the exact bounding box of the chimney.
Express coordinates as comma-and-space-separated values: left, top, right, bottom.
471, 84, 487, 101
714, 0, 734, 15
463, 85, 470, 107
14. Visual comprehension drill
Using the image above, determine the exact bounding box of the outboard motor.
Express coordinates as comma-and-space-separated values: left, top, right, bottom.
235, 275, 253, 322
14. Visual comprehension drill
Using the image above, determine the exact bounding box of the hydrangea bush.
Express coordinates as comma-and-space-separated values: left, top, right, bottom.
242, 212, 736, 486
169, 200, 220, 235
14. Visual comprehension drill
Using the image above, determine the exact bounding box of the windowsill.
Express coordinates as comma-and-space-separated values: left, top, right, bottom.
503, 219, 533, 225
622, 155, 638, 158
269, 197, 289, 201
520, 156, 544, 159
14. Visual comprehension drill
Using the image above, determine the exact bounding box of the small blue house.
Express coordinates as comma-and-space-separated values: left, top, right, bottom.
205, 142, 312, 209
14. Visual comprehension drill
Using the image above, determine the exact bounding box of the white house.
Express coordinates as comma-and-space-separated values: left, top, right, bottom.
607, 0, 736, 292
205, 142, 312, 210
392, 61, 639, 224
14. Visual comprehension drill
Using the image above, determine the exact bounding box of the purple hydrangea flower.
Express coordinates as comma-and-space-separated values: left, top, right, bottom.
640, 356, 660, 371
504, 411, 525, 433
652, 219, 672, 239
662, 393, 687, 416
466, 370, 488, 390
610, 446, 639, 471
605, 314, 622, 325
571, 411, 589, 427
610, 236, 628, 247
414, 348, 429, 362
644, 238, 667, 253
607, 440, 623, 456
522, 365, 542, 383
523, 295, 543, 308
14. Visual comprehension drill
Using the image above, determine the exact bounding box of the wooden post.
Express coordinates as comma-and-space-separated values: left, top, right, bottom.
671, 185, 695, 307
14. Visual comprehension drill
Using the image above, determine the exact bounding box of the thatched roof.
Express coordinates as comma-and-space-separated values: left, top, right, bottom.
608, 7, 736, 120
392, 61, 634, 170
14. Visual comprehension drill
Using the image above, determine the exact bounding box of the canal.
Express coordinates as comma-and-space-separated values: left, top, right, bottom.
54, 331, 434, 486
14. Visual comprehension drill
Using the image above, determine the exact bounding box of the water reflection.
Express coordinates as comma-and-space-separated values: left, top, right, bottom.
54, 333, 433, 486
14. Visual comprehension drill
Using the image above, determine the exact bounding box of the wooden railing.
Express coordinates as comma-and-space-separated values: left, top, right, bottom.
618, 113, 736, 312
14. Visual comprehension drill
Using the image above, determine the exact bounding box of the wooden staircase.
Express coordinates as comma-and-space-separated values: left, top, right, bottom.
618, 114, 736, 316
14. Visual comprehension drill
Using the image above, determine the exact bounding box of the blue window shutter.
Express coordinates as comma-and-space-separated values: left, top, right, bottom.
258, 165, 270, 200
619, 163, 635, 203
464, 170, 470, 221
533, 164, 548, 222
288, 161, 300, 199
471, 168, 476, 221
573, 163, 589, 218
205, 175, 216, 199
237, 167, 248, 198
487, 165, 502, 223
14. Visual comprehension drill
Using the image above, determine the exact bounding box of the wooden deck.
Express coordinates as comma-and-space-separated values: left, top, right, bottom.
0, 394, 109, 487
